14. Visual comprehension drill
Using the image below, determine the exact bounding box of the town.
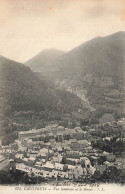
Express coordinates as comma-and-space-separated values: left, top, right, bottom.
0, 118, 125, 184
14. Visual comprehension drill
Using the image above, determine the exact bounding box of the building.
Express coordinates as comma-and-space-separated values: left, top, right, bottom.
66, 151, 80, 159
54, 163, 64, 171
66, 158, 79, 165
18, 129, 38, 140
106, 154, 115, 162
70, 139, 78, 150
58, 133, 64, 142
71, 127, 84, 140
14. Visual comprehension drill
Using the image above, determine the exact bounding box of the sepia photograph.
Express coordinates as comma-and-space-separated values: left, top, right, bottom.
0, 0, 125, 193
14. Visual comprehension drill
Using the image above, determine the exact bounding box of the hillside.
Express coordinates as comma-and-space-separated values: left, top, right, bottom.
36, 31, 125, 77
33, 32, 125, 122
0, 56, 90, 145
25, 48, 65, 72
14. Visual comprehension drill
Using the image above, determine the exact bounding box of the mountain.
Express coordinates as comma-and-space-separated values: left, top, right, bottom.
25, 48, 65, 72
36, 31, 125, 77
33, 32, 125, 122
0, 56, 90, 145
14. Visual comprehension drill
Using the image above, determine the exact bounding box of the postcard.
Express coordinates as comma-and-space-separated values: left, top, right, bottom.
0, 0, 125, 194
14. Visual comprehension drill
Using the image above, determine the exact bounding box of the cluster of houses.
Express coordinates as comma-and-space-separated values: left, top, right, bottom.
16, 160, 90, 180
0, 119, 125, 181
11, 125, 96, 179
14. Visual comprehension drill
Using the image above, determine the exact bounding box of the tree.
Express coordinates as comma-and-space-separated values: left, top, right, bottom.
61, 156, 66, 164
63, 164, 68, 172
101, 166, 125, 184
98, 156, 107, 165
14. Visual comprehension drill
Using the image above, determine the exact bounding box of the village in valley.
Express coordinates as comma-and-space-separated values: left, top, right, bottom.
0, 117, 125, 184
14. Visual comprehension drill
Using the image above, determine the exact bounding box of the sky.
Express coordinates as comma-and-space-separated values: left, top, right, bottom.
0, 0, 125, 63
